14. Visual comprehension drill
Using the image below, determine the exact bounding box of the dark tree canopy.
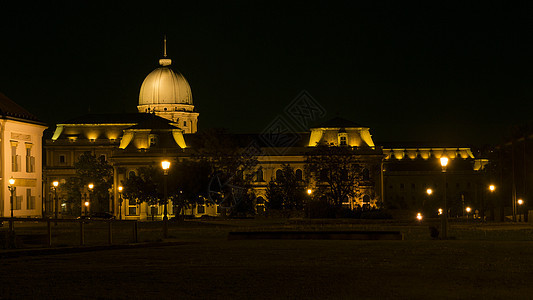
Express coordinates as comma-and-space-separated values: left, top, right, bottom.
306, 145, 363, 207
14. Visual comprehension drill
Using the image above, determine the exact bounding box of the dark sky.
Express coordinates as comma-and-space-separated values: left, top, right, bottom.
2, 1, 533, 146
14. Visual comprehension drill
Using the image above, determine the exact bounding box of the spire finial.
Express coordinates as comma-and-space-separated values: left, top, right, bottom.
159, 35, 172, 66
163, 34, 167, 58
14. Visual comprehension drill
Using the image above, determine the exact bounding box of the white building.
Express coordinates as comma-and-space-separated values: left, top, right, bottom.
0, 92, 47, 218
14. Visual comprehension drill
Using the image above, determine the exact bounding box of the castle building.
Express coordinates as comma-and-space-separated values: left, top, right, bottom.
0, 92, 47, 218
43, 41, 486, 220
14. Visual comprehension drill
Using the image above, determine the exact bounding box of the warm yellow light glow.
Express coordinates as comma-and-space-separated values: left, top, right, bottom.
118, 186, 123, 192
84, 201, 90, 207
426, 188, 433, 195
416, 212, 423, 221
8, 178, 15, 185
161, 160, 171, 170
466, 207, 471, 213
518, 199, 524, 205
307, 189, 312, 195
438, 208, 443, 215
88, 183, 94, 190
489, 185, 495, 192
53, 181, 59, 187
440, 156, 449, 168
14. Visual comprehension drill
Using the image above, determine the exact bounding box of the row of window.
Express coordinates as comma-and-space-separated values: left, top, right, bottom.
11, 189, 36, 210
11, 143, 35, 173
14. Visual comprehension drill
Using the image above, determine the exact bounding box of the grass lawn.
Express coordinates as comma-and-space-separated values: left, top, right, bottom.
1, 219, 533, 299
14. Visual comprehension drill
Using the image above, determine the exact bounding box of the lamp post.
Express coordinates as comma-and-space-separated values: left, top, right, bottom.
517, 199, 524, 222
488, 184, 495, 222
52, 181, 59, 225
161, 161, 170, 239
440, 156, 449, 239
118, 186, 123, 220
87, 183, 94, 216
8, 178, 16, 231
161, 161, 170, 221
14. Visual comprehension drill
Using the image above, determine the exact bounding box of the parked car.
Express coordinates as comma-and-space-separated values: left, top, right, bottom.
77, 212, 115, 220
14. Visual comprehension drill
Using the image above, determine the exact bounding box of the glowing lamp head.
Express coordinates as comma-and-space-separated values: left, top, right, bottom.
440, 156, 449, 168
426, 188, 433, 195
438, 208, 443, 215
118, 186, 123, 192
489, 185, 495, 192
307, 189, 312, 195
416, 212, 423, 221
88, 183, 94, 190
518, 199, 524, 205
466, 207, 471, 213
8, 178, 15, 185
161, 160, 171, 170
53, 181, 59, 187
84, 201, 90, 207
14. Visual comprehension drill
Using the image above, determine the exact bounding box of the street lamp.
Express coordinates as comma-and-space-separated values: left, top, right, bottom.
307, 188, 312, 195
52, 181, 59, 225
87, 183, 94, 216
161, 161, 170, 221
118, 186, 123, 220
416, 212, 423, 221
8, 178, 16, 231
518, 199, 524, 222
440, 156, 449, 239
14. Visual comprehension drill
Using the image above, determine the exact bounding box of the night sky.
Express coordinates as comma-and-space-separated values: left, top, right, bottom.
2, 2, 533, 146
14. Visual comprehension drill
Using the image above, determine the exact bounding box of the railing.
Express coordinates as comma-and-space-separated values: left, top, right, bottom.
0, 217, 149, 249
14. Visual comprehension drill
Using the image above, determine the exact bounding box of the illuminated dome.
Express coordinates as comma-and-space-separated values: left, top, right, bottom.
138, 58, 193, 106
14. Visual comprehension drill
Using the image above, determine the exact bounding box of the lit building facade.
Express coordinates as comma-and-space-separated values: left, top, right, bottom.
0, 93, 47, 218
43, 44, 486, 220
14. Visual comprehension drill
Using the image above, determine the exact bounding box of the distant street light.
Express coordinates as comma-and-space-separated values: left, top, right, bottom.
416, 212, 423, 221
87, 183, 94, 216
440, 156, 449, 239
426, 188, 433, 195
118, 186, 123, 220
518, 199, 524, 222
84, 201, 90, 216
307, 189, 312, 195
52, 181, 59, 225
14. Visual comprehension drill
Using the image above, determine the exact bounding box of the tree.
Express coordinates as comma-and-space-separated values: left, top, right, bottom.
193, 129, 258, 215
172, 159, 212, 217
265, 164, 306, 213
306, 145, 364, 208
122, 166, 160, 220
63, 152, 113, 215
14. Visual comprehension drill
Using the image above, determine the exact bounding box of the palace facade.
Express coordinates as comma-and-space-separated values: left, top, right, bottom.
43, 45, 487, 220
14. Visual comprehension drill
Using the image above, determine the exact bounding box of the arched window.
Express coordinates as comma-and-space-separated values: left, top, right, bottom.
128, 171, 136, 178
275, 169, 283, 181
295, 169, 303, 181
256, 169, 264, 182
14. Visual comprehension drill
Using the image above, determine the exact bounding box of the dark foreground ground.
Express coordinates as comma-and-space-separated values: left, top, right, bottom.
1, 220, 533, 299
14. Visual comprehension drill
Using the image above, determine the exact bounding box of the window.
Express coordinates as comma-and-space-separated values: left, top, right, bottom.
295, 169, 303, 181
256, 169, 264, 182
26, 189, 35, 210
59, 155, 66, 164
14, 188, 22, 210
11, 143, 20, 172
128, 199, 137, 206
197, 205, 205, 214
26, 145, 35, 173
128, 207, 137, 215
183, 121, 187, 127
340, 136, 347, 145
99, 154, 107, 162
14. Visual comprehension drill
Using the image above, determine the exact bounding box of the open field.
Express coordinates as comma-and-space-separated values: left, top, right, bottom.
2, 219, 533, 299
